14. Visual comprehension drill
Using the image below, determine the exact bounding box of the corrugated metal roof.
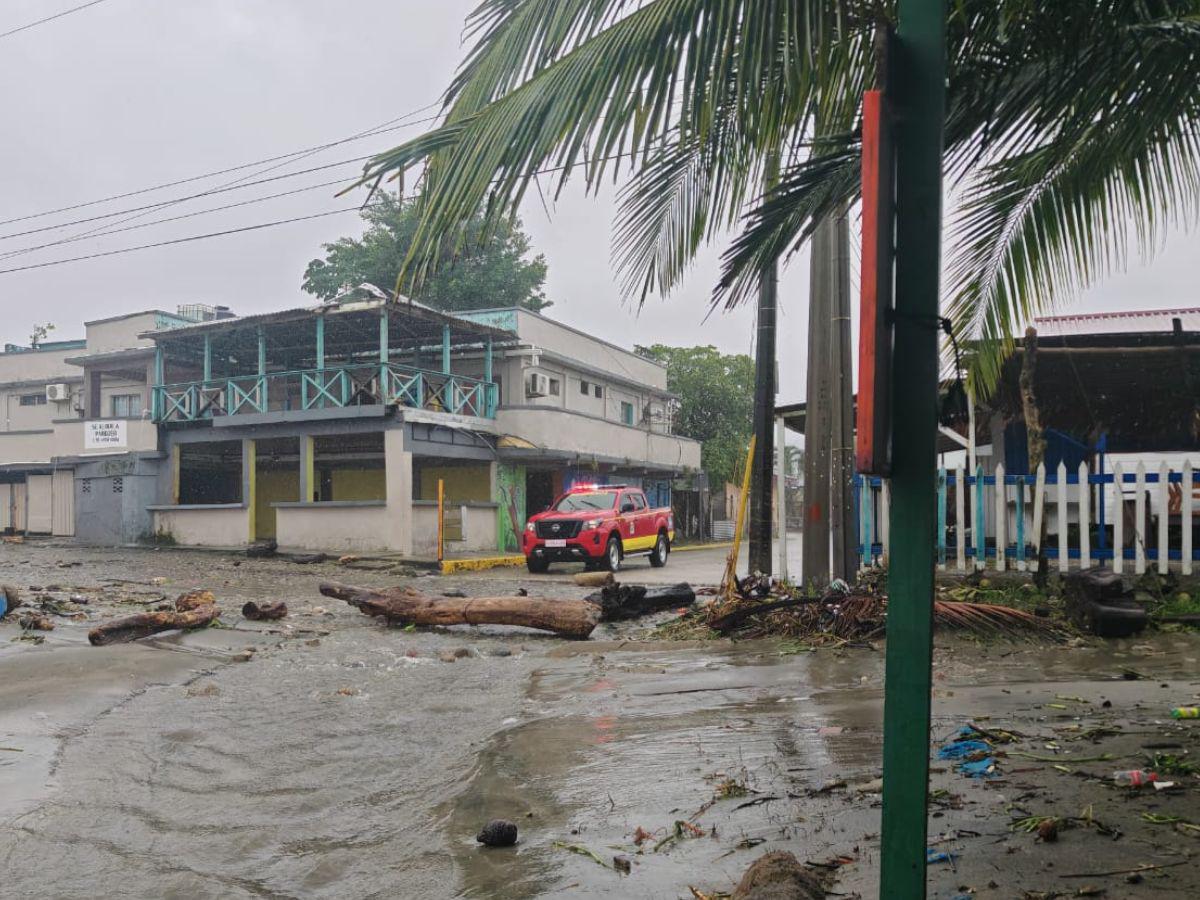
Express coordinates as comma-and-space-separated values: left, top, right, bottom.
1034, 307, 1200, 337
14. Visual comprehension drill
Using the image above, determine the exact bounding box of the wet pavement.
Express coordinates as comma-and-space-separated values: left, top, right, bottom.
1, 541, 1198, 898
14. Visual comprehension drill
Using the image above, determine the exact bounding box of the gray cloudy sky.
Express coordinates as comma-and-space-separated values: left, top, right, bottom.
2, 0, 1196, 407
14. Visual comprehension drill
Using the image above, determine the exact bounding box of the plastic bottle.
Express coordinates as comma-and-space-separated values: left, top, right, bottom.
1170, 707, 1200, 719
1112, 770, 1158, 787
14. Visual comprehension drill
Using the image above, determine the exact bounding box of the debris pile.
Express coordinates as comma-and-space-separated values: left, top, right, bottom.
667, 571, 1067, 644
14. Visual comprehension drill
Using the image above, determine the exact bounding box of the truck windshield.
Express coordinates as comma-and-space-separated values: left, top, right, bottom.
554, 491, 618, 512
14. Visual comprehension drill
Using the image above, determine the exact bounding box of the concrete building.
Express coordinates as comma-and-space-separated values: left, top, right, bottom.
1, 299, 700, 556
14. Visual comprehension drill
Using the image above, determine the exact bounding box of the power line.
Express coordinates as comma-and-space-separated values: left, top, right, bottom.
0, 105, 442, 229
3, 176, 351, 257
0, 0, 111, 40
0, 208, 359, 276
0, 154, 374, 244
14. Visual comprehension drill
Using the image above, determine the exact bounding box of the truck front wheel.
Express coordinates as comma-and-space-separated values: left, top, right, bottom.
649, 530, 670, 568
527, 555, 550, 574
603, 536, 623, 572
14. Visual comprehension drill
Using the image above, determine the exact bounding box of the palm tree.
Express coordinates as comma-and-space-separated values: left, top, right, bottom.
356, 0, 1200, 398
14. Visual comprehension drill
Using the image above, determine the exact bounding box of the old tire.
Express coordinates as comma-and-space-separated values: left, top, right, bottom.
649, 531, 670, 568
603, 536, 623, 573
526, 556, 550, 574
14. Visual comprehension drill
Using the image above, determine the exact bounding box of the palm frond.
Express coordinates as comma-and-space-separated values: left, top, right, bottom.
359, 0, 855, 294
946, 15, 1200, 394
714, 139, 861, 309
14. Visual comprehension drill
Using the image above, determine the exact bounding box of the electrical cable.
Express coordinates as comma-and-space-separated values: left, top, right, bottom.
0, 104, 442, 229
0, 208, 359, 276
0, 0, 111, 41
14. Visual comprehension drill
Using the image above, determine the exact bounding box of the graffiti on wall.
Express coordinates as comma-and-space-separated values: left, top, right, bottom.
495, 464, 526, 553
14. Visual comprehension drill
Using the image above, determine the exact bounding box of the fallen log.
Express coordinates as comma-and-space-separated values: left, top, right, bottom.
709, 596, 821, 633
573, 571, 615, 588
320, 582, 599, 639
175, 589, 216, 611
88, 603, 220, 646
242, 600, 288, 621
585, 583, 696, 621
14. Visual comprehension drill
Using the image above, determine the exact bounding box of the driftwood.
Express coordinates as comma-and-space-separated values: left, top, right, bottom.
574, 571, 615, 588
89, 591, 219, 646
242, 600, 288, 621
320, 582, 599, 639
586, 583, 696, 621
88, 603, 220, 646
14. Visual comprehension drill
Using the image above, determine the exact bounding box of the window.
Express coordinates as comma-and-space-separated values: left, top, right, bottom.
549, 378, 560, 396
19, 393, 46, 406
630, 492, 646, 510
580, 380, 590, 395
111, 393, 142, 418
621, 401, 634, 425
593, 384, 603, 399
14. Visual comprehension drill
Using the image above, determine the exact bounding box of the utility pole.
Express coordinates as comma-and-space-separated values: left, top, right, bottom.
829, 205, 856, 580
879, 1, 947, 897
802, 219, 834, 587
748, 152, 781, 575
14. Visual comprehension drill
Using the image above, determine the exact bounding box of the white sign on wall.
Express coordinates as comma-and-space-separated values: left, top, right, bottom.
85, 420, 127, 450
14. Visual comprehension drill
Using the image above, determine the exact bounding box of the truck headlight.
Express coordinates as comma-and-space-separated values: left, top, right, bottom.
583, 519, 601, 531
525, 522, 535, 532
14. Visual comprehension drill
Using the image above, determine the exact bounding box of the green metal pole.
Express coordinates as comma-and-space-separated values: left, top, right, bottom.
441, 325, 451, 374
257, 326, 266, 376
379, 309, 390, 362
484, 336, 493, 383
316, 315, 325, 369
202, 334, 212, 383
880, 2, 946, 898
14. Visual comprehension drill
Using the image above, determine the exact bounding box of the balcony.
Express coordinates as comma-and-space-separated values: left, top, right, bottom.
152, 361, 498, 423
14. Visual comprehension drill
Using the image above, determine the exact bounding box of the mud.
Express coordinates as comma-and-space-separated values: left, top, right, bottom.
1, 542, 1198, 899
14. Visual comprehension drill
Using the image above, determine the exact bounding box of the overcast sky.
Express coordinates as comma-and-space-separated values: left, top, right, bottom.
2, 0, 1196, 408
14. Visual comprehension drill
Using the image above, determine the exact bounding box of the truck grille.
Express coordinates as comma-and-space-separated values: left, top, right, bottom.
536, 519, 581, 539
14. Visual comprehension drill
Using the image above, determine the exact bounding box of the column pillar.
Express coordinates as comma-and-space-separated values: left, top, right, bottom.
379, 310, 390, 362
257, 326, 266, 376
299, 435, 316, 503
316, 315, 325, 369
441, 325, 451, 374
243, 439, 257, 542
202, 334, 212, 383
383, 426, 413, 555
87, 370, 103, 419
152, 346, 164, 421
170, 443, 181, 505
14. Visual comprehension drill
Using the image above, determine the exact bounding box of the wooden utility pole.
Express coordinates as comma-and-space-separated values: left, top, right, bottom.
749, 153, 781, 575
829, 205, 857, 579
879, 2, 947, 897
802, 219, 834, 587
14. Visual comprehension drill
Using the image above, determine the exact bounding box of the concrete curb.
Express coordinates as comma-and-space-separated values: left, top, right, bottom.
440, 555, 525, 575
672, 542, 734, 554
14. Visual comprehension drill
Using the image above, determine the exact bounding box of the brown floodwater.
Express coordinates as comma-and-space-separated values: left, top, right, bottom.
2, 543, 1199, 899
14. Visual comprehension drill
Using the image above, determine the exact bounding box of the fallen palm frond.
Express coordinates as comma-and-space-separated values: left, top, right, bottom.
932, 599, 1067, 639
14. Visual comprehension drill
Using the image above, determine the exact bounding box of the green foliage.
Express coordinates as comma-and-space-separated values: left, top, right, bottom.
637, 344, 753, 490
355, 0, 1200, 399
302, 194, 549, 312
29, 322, 54, 349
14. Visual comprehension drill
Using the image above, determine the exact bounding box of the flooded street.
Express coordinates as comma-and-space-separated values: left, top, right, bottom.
2, 542, 1199, 898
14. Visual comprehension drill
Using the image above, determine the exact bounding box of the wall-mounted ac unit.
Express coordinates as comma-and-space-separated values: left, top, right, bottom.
45, 383, 71, 402
526, 372, 550, 398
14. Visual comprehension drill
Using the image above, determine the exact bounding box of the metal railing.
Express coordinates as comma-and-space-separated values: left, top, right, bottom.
153, 362, 497, 423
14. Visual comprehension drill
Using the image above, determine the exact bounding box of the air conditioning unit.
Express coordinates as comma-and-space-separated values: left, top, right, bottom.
525, 372, 550, 398
45, 384, 71, 402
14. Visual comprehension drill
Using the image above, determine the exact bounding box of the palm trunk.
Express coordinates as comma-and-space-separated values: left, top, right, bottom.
1020, 326, 1049, 586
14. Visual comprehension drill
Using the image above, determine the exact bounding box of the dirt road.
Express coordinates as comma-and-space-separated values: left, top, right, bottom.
1, 542, 1197, 898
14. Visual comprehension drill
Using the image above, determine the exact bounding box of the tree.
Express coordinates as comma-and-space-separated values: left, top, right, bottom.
637, 344, 754, 492
303, 194, 550, 312
353, 1, 1200, 396
28, 322, 54, 349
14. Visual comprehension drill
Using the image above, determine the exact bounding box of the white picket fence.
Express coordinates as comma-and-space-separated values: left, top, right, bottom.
857, 460, 1199, 575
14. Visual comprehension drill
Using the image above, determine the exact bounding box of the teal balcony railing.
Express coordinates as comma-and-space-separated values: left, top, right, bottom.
152, 362, 497, 423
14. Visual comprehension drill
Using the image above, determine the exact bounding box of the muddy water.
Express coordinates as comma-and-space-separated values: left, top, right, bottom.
3, 544, 1200, 899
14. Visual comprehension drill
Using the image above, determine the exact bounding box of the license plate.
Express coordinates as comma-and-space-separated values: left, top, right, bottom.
545, 539, 567, 548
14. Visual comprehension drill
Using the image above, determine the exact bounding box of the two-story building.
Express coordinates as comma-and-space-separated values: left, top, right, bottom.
0, 298, 700, 556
